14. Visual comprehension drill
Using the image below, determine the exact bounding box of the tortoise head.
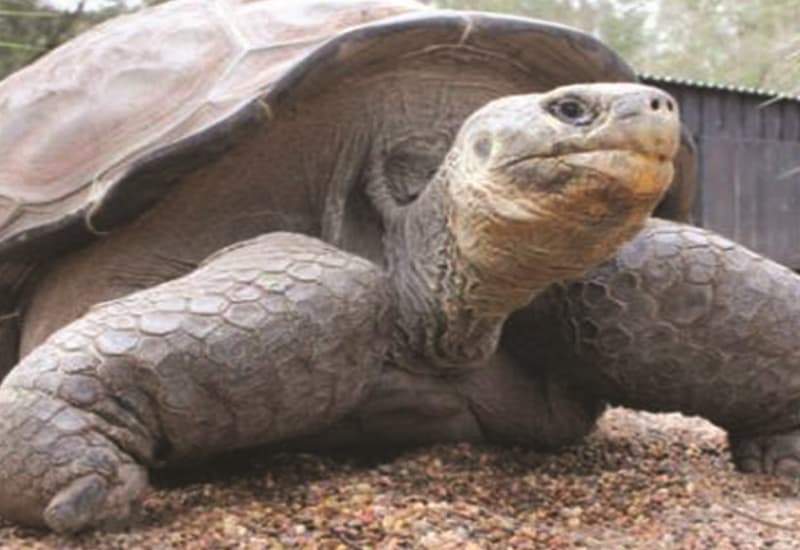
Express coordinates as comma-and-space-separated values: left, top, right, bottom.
384, 83, 680, 366
444, 83, 680, 311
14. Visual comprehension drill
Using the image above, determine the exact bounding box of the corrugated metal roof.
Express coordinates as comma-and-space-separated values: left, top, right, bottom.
640, 73, 800, 105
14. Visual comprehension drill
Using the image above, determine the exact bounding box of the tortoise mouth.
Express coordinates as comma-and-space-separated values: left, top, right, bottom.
502, 148, 674, 198
501, 148, 672, 169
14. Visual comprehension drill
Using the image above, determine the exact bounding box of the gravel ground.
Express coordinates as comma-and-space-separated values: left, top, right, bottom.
1, 408, 799, 549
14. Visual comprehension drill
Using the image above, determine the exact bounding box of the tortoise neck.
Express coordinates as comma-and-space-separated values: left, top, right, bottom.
385, 174, 548, 369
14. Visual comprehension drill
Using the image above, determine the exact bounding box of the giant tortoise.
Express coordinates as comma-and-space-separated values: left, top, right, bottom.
0, 0, 798, 533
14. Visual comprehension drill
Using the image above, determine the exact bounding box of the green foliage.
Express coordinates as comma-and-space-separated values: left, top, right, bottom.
1, 0, 797, 95
0, 0, 131, 79
434, 0, 799, 94
643, 0, 799, 94
1, 1, 65, 78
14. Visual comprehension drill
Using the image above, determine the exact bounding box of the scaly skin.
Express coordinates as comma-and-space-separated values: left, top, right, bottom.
506, 218, 800, 476
0, 84, 680, 532
0, 233, 391, 531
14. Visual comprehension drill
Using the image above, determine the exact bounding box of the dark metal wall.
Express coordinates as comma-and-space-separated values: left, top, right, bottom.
642, 77, 800, 268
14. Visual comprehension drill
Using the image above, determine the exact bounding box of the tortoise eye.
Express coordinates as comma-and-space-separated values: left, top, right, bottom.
472, 134, 493, 160
549, 98, 595, 126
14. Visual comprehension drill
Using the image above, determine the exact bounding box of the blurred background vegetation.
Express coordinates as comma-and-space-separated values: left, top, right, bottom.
1, 0, 798, 95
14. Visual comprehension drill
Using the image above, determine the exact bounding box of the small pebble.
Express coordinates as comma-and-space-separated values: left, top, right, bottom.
2, 408, 799, 549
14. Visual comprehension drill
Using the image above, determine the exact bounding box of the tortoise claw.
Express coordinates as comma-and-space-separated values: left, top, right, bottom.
44, 475, 108, 533
43, 465, 147, 533
731, 430, 800, 477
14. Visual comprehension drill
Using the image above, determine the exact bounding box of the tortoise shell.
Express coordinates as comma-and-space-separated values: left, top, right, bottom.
0, 0, 647, 258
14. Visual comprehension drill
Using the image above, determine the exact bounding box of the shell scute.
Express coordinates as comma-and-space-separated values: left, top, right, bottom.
0, 0, 423, 250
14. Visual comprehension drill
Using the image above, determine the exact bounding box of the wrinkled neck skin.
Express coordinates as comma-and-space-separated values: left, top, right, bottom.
383, 169, 564, 371
383, 177, 488, 371
382, 153, 662, 371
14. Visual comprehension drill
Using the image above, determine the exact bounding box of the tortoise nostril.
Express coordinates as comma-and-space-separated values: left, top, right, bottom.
666, 99, 674, 112
650, 98, 661, 111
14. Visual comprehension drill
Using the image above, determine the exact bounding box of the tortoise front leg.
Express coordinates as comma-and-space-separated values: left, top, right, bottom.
0, 233, 392, 532
504, 218, 800, 476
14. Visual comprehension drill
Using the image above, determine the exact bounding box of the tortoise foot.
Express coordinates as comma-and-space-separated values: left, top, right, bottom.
731, 430, 800, 477
0, 367, 149, 533
43, 467, 148, 533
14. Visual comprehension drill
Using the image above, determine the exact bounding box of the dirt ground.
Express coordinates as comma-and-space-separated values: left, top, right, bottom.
1, 408, 799, 549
